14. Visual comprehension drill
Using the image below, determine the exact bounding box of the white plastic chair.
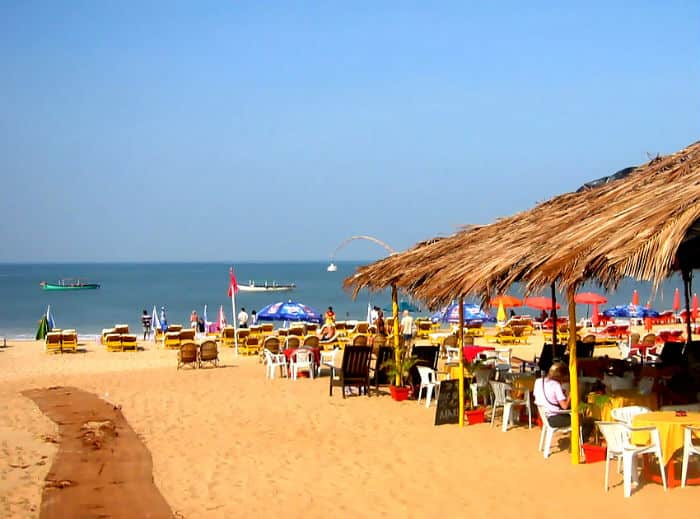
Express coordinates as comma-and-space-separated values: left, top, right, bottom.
445, 346, 461, 364
490, 380, 531, 432
290, 349, 315, 380
494, 347, 512, 374
596, 421, 667, 497
610, 406, 651, 425
470, 367, 494, 408
416, 366, 439, 408
536, 405, 572, 459
318, 349, 338, 377
682, 425, 700, 488
264, 348, 287, 379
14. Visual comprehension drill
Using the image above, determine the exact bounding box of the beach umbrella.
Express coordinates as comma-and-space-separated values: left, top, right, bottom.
524, 296, 560, 311
574, 292, 608, 305
602, 304, 659, 318
217, 305, 227, 331
35, 315, 49, 340
632, 290, 640, 306
431, 302, 492, 323
257, 300, 322, 323
496, 301, 506, 323
673, 288, 681, 312
591, 305, 601, 327
489, 295, 522, 308
693, 293, 699, 322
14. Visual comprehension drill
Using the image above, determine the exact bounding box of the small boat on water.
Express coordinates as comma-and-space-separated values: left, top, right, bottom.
40, 279, 101, 291
238, 281, 296, 292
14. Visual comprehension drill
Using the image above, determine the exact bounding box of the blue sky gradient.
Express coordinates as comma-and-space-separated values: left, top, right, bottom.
1, 1, 698, 262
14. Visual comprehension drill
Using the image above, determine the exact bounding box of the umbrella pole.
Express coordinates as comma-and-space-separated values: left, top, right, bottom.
458, 296, 465, 428
391, 284, 400, 386
550, 283, 558, 356
567, 286, 580, 465
682, 269, 693, 353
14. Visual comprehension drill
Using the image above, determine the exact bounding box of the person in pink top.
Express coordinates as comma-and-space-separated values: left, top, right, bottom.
534, 362, 594, 441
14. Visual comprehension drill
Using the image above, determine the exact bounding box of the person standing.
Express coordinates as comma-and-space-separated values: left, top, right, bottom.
141, 309, 152, 340
237, 307, 249, 328
248, 310, 257, 327
375, 308, 386, 336
190, 310, 199, 330
325, 306, 336, 324
400, 310, 414, 347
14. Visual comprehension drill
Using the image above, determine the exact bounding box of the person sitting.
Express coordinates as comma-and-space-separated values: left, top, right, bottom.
533, 362, 594, 441
317, 321, 336, 342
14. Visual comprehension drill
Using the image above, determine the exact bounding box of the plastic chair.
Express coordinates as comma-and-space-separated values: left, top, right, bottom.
264, 348, 287, 379
445, 346, 461, 363
596, 421, 667, 497
470, 367, 494, 408
290, 349, 314, 380
610, 406, 651, 425
318, 349, 338, 377
682, 425, 700, 488
536, 405, 572, 459
416, 366, 439, 408
490, 381, 531, 432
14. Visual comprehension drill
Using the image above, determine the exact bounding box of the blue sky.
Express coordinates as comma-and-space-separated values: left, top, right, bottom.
1, 1, 698, 262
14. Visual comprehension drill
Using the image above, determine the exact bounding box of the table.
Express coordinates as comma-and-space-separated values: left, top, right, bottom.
463, 345, 495, 362
586, 390, 658, 422
632, 411, 700, 487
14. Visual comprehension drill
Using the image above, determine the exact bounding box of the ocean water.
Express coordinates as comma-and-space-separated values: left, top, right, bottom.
0, 262, 691, 339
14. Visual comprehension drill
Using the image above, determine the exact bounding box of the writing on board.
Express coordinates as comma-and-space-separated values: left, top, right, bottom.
434, 379, 461, 426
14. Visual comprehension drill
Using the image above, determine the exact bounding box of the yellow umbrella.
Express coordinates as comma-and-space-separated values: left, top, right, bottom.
496, 301, 506, 323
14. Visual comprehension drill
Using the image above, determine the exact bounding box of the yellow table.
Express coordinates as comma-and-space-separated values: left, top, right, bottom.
632, 411, 700, 465
511, 376, 536, 392
586, 390, 658, 422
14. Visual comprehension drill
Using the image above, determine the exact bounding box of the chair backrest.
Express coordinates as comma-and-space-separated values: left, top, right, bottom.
303, 335, 320, 348
285, 336, 301, 349
411, 345, 440, 370
305, 323, 318, 334
641, 333, 656, 346
496, 348, 512, 365
179, 342, 198, 363
262, 336, 280, 354
236, 329, 250, 340
245, 336, 260, 347
629, 332, 640, 346
278, 329, 289, 337
352, 334, 368, 347
179, 329, 195, 341
372, 334, 387, 348
474, 367, 494, 386
222, 326, 235, 339
373, 346, 395, 386
462, 334, 475, 346
443, 334, 458, 348
596, 421, 626, 454
199, 340, 218, 361
46, 332, 62, 344
341, 346, 372, 377
293, 349, 313, 364
259, 324, 273, 333
489, 380, 509, 404
416, 365, 435, 384
167, 324, 183, 332
610, 405, 650, 425
115, 324, 129, 334
289, 326, 304, 336
445, 346, 461, 363
354, 322, 369, 334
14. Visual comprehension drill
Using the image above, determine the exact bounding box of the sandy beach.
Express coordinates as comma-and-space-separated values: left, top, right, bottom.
1, 329, 698, 518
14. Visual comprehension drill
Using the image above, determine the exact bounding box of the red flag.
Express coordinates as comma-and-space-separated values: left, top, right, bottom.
228, 267, 239, 297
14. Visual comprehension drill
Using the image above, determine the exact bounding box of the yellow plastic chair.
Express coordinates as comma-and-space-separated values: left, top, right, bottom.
45, 332, 62, 354
60, 330, 78, 353
121, 334, 138, 351
164, 331, 181, 350
105, 333, 123, 352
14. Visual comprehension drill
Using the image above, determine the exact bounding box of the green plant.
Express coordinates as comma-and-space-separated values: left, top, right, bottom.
381, 347, 419, 387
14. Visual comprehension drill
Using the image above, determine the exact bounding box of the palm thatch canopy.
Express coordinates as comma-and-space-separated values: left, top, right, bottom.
345, 140, 700, 307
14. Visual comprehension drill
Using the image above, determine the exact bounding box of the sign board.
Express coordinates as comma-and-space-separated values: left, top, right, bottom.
434, 379, 460, 426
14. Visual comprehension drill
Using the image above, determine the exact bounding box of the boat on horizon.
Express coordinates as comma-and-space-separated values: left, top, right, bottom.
238, 281, 296, 293
40, 279, 101, 291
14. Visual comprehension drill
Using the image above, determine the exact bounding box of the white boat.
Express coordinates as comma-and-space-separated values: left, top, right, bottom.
238, 281, 296, 292
327, 263, 337, 272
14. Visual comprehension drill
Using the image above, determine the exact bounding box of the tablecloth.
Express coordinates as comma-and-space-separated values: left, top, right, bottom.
463, 345, 495, 362
632, 411, 700, 465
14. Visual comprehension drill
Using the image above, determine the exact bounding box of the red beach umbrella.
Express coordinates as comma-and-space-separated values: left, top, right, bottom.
632, 289, 639, 306
693, 293, 699, 322
591, 303, 601, 327
489, 295, 522, 308
672, 288, 681, 313
524, 296, 560, 311
574, 292, 608, 305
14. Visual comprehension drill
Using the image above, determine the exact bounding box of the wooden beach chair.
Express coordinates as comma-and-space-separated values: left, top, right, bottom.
105, 333, 123, 352
415, 320, 432, 340
329, 346, 372, 398
114, 324, 129, 334
45, 332, 62, 354
177, 342, 198, 369
60, 330, 78, 353
164, 331, 181, 350
198, 340, 219, 368
244, 335, 261, 356
236, 329, 250, 348
121, 334, 137, 351
221, 326, 236, 348
302, 335, 320, 348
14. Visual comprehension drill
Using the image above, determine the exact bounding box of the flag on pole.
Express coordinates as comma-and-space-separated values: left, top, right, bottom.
46, 305, 56, 331
228, 268, 239, 297
151, 306, 160, 341
203, 304, 208, 333
218, 305, 226, 332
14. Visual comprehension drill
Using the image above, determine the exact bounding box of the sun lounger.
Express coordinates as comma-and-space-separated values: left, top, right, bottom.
121, 334, 138, 351
105, 333, 123, 352
45, 332, 62, 354
114, 324, 129, 334
199, 340, 219, 368
177, 342, 198, 369
221, 326, 236, 347
60, 330, 78, 353
164, 331, 181, 350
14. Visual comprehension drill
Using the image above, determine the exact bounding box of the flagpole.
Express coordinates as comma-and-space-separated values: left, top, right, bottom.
230, 268, 239, 355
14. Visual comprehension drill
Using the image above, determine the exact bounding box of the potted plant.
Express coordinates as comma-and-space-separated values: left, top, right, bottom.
381, 346, 419, 401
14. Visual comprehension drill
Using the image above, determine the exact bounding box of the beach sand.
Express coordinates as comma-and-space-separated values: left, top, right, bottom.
1, 328, 697, 518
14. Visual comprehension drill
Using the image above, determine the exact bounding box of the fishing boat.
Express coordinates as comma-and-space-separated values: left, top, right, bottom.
40, 279, 101, 291
238, 281, 296, 292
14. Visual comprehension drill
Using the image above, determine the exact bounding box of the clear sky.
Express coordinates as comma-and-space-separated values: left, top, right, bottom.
1, 1, 698, 262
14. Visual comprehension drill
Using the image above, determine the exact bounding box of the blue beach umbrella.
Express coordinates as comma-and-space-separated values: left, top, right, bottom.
602, 304, 659, 319
257, 300, 322, 324
431, 302, 493, 324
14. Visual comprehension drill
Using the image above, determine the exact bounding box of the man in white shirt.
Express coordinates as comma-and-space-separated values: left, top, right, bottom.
400, 310, 414, 347
237, 308, 249, 328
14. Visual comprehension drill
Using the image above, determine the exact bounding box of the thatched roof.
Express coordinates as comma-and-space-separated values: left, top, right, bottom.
345, 140, 700, 307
